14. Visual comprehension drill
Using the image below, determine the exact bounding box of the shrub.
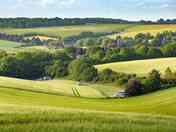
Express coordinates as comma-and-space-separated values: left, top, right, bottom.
125, 79, 142, 96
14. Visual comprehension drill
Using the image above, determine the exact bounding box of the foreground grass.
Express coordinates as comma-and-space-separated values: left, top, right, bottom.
0, 112, 176, 132
0, 40, 20, 49
0, 24, 132, 38
96, 57, 176, 76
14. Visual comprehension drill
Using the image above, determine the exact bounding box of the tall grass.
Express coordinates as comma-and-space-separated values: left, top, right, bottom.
0, 112, 176, 132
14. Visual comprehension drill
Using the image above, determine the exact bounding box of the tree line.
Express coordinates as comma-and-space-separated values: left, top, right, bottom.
0, 18, 176, 28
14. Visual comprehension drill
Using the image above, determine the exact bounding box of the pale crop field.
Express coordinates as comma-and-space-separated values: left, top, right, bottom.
96, 57, 176, 76
122, 24, 176, 37
109, 24, 176, 39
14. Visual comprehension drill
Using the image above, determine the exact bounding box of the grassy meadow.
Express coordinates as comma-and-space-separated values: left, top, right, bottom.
0, 77, 118, 98
0, 76, 176, 131
96, 57, 176, 76
1, 83, 176, 115
0, 40, 20, 49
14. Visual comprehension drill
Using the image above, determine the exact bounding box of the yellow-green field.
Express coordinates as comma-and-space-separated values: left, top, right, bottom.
108, 24, 176, 39
96, 57, 176, 76
0, 24, 132, 38
0, 77, 118, 98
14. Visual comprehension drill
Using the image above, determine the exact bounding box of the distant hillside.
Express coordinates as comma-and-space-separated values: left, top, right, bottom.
96, 57, 176, 76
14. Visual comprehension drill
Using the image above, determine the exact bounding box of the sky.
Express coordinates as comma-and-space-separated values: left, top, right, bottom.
0, 0, 175, 20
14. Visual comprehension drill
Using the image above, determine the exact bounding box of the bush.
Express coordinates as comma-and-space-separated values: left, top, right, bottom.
125, 79, 142, 96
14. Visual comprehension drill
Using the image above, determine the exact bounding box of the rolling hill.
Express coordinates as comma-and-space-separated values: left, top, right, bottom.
0, 76, 176, 116
0, 76, 176, 131
96, 57, 176, 76
0, 77, 118, 98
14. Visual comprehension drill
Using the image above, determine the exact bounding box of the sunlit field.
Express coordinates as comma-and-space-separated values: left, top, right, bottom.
96, 57, 176, 76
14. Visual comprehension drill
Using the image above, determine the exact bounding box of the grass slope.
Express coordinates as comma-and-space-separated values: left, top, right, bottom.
0, 80, 176, 116
0, 76, 176, 131
0, 77, 118, 98
0, 40, 20, 49
96, 57, 176, 76
0, 24, 132, 38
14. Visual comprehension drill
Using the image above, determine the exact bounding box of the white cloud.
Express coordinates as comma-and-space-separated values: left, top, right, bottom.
15, 0, 77, 8
160, 4, 169, 8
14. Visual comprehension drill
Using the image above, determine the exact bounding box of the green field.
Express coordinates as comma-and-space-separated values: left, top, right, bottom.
0, 24, 132, 38
96, 57, 176, 76
0, 40, 20, 49
0, 75, 176, 131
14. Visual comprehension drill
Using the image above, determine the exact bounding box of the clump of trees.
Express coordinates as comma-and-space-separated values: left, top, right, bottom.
0, 33, 24, 43
124, 68, 176, 97
68, 57, 97, 82
0, 50, 72, 79
98, 68, 136, 85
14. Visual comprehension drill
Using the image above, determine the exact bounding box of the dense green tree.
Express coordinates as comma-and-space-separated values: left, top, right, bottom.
146, 47, 163, 58
0, 56, 20, 77
161, 43, 176, 57
98, 68, 116, 83
86, 47, 105, 63
135, 45, 149, 58
68, 58, 97, 81
46, 60, 68, 78
119, 48, 137, 59
143, 69, 161, 93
